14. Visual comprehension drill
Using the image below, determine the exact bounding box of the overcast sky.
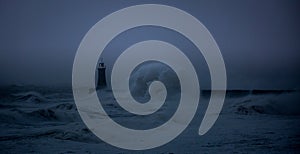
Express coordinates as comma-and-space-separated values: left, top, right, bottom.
0, 0, 299, 89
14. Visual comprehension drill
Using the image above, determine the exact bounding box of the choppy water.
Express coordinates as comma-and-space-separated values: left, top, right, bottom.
1, 85, 299, 153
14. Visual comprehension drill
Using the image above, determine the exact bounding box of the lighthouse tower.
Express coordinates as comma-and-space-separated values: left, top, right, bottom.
97, 59, 107, 89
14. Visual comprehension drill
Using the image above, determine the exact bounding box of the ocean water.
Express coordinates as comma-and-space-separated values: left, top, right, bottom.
0, 85, 299, 153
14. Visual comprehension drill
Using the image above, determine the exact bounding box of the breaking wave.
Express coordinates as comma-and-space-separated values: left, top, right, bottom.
129, 61, 180, 99
11, 91, 48, 103
229, 91, 300, 115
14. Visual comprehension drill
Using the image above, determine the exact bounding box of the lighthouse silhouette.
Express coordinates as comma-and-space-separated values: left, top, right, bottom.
97, 59, 107, 89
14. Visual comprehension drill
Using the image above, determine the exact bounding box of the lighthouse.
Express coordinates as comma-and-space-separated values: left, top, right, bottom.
97, 60, 107, 89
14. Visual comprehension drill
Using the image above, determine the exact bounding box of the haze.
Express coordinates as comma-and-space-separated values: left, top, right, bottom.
0, 0, 299, 89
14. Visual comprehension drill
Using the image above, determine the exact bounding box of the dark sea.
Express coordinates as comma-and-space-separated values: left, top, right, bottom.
1, 85, 299, 153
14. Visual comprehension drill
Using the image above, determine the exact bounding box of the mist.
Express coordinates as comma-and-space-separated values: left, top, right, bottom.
1, 0, 300, 89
